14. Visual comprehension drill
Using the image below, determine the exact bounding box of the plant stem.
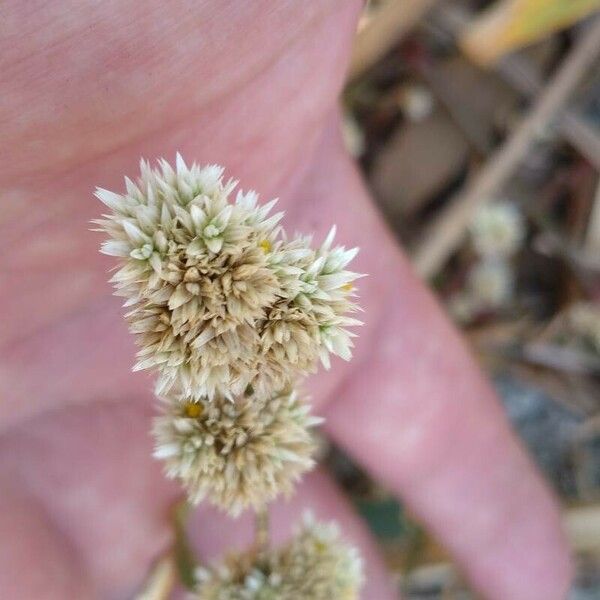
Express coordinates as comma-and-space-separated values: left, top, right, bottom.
254, 507, 270, 559
411, 15, 600, 278
172, 499, 199, 590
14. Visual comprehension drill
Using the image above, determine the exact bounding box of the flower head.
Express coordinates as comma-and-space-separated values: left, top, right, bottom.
194, 514, 363, 599
258, 228, 362, 386
447, 291, 479, 323
468, 258, 513, 308
153, 389, 321, 515
470, 201, 525, 258
95, 156, 362, 399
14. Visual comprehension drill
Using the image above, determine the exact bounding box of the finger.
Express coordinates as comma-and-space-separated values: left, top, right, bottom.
295, 124, 572, 599
0, 397, 179, 598
0, 395, 397, 599
2, 1, 357, 184
0, 483, 94, 600
0, 0, 362, 432
188, 468, 398, 600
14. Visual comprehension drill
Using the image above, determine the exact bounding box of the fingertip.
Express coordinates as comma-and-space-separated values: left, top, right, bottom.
0, 484, 94, 600
469, 494, 573, 600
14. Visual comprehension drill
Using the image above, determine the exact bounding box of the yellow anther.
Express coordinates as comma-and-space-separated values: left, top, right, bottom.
259, 239, 272, 254
184, 402, 204, 418
342, 283, 354, 292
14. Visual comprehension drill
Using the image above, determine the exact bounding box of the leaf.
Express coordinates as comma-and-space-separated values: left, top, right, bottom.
461, 0, 600, 66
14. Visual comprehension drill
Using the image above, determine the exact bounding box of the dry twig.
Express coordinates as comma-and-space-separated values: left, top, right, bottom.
434, 5, 600, 170
496, 56, 600, 171
411, 17, 600, 278
349, 0, 438, 81
134, 555, 177, 600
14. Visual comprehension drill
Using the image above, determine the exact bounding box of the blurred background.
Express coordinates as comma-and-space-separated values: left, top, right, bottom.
326, 1, 600, 598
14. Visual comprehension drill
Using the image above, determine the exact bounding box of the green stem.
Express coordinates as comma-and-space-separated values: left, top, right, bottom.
254, 506, 270, 560
172, 499, 200, 590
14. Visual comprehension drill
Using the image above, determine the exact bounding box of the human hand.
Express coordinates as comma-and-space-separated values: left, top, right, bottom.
0, 2, 571, 598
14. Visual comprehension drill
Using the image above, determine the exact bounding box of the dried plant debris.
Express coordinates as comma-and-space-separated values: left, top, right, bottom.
569, 303, 600, 354
340, 2, 600, 595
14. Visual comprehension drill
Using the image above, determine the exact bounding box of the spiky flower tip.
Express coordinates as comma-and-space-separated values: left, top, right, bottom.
194, 514, 363, 600
94, 155, 362, 399
152, 389, 321, 515
470, 201, 525, 259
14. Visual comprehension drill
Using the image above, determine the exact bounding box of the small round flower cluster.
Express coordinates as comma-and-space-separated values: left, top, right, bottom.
450, 201, 525, 322
467, 201, 524, 308
467, 259, 514, 308
153, 389, 321, 516
194, 514, 363, 600
96, 156, 363, 512
95, 155, 361, 400
469, 202, 525, 259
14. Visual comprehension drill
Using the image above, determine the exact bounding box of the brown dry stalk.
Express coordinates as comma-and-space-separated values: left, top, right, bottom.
434, 5, 600, 169
134, 555, 177, 600
411, 17, 600, 278
348, 0, 438, 81
496, 54, 600, 170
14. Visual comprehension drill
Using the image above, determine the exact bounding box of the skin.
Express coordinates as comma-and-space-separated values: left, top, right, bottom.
0, 1, 572, 599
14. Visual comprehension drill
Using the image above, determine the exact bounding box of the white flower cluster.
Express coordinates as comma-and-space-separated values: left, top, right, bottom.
97, 156, 365, 593
96, 155, 364, 514
450, 201, 525, 322
153, 390, 321, 515
469, 201, 525, 259
467, 259, 513, 309
95, 155, 362, 400
468, 201, 524, 308
194, 514, 363, 600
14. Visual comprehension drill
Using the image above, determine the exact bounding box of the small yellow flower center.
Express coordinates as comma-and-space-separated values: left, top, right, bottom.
342, 283, 353, 292
184, 402, 204, 418
259, 239, 272, 254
